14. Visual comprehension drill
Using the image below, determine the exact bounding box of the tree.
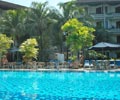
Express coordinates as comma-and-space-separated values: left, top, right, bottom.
61, 18, 95, 59
26, 2, 51, 61
58, 0, 84, 20
0, 9, 27, 47
94, 28, 112, 43
19, 38, 39, 63
46, 0, 84, 53
0, 34, 13, 63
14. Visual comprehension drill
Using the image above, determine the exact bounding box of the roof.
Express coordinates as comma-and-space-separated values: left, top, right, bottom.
0, 1, 26, 10
78, 0, 120, 2
77, 0, 120, 5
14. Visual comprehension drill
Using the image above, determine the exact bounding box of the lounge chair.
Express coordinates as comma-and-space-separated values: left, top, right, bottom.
109, 60, 116, 69
84, 60, 93, 68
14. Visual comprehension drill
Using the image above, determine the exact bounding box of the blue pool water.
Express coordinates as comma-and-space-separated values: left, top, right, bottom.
0, 71, 120, 100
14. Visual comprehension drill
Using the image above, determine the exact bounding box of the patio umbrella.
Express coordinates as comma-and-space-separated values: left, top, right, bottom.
89, 42, 120, 51
88, 42, 120, 59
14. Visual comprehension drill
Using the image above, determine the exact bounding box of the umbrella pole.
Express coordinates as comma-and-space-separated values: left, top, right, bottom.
102, 48, 104, 60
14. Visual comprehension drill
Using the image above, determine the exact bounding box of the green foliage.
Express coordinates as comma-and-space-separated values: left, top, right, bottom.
26, 2, 51, 61
89, 50, 107, 59
61, 18, 95, 52
0, 9, 27, 46
58, 0, 84, 20
19, 38, 39, 61
27, 1, 50, 35
94, 28, 111, 43
69, 55, 77, 61
0, 1, 96, 62
0, 9, 26, 36
0, 34, 13, 56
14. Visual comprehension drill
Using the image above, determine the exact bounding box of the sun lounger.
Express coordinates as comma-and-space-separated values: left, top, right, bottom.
109, 60, 116, 69
84, 60, 93, 68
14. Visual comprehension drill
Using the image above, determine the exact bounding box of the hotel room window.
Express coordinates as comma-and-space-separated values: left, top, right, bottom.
105, 6, 108, 13
96, 7, 103, 14
84, 7, 88, 14
116, 21, 120, 29
96, 21, 103, 28
117, 36, 120, 43
115, 6, 120, 13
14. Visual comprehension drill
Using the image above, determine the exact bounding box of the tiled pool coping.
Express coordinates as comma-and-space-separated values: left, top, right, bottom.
0, 68, 120, 72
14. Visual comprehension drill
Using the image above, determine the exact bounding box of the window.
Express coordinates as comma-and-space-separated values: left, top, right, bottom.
117, 35, 120, 43
116, 21, 120, 28
96, 7, 103, 14
115, 6, 120, 13
96, 21, 103, 28
105, 21, 108, 28
105, 6, 108, 13
84, 7, 88, 14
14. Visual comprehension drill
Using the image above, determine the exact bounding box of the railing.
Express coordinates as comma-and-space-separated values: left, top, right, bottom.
77, 13, 120, 20
89, 13, 120, 19
90, 14, 104, 19
107, 13, 120, 18
107, 28, 120, 33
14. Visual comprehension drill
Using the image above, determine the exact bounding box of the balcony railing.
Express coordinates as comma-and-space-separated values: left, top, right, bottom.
90, 13, 120, 19
107, 13, 120, 18
90, 14, 104, 19
107, 28, 120, 33
78, 12, 120, 19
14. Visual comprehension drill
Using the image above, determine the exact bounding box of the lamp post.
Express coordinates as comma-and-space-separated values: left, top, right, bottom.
63, 32, 69, 61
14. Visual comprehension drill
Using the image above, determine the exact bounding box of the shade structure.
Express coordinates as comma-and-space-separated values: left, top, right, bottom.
89, 42, 120, 51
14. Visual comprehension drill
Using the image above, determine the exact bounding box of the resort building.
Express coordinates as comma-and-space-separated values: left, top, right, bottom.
77, 0, 120, 44
77, 0, 120, 58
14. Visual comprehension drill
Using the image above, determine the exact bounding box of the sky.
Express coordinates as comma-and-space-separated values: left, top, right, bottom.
3, 0, 70, 10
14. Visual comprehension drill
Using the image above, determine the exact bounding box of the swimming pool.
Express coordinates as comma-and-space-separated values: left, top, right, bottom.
0, 71, 120, 100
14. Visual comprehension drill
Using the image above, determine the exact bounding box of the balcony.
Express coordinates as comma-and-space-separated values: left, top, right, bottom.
90, 14, 104, 19
90, 13, 120, 19
107, 28, 120, 34
107, 13, 120, 19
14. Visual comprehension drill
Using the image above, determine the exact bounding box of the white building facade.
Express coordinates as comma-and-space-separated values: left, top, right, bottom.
77, 0, 120, 43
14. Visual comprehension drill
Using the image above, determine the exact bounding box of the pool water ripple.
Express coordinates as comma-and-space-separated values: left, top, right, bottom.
0, 71, 120, 99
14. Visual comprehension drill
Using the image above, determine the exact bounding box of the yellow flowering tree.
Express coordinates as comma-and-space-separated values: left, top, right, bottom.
0, 34, 13, 57
61, 18, 95, 61
61, 18, 95, 52
19, 38, 39, 62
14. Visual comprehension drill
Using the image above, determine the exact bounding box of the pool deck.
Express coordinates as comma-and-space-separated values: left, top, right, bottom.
1, 68, 120, 72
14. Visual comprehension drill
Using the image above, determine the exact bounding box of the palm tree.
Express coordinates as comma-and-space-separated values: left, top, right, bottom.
0, 9, 27, 62
58, 0, 84, 20
48, 8, 63, 52
53, 0, 84, 60
47, 0, 84, 52
0, 9, 27, 47
26, 2, 51, 61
